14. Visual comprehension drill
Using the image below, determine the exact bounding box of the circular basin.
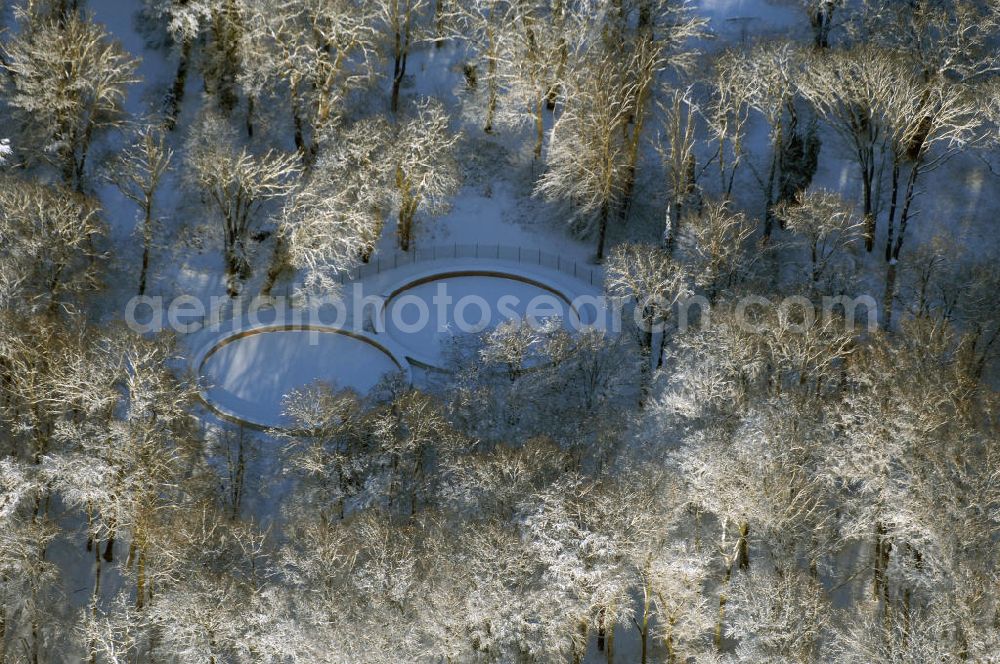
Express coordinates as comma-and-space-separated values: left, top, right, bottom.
198, 326, 405, 428
383, 271, 579, 366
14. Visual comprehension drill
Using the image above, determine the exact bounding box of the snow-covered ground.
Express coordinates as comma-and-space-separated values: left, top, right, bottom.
8, 0, 997, 661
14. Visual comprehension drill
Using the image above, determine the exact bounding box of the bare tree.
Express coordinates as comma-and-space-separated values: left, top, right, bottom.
390, 100, 460, 251
727, 564, 828, 661
0, 176, 105, 313
262, 173, 379, 297
605, 243, 689, 403
450, 0, 518, 134
852, 0, 1000, 84
371, 0, 429, 112
832, 604, 963, 663
658, 88, 700, 253
536, 46, 636, 261
676, 199, 754, 302
142, 0, 213, 128
105, 124, 173, 296
240, 0, 376, 162
613, 0, 706, 224
1, 12, 139, 190
43, 325, 199, 610
201, 0, 245, 114
265, 103, 455, 285
493, 0, 584, 159
797, 46, 898, 251
708, 48, 755, 201
185, 113, 300, 296
735, 42, 820, 241
0, 458, 58, 664
775, 188, 862, 284
801, 0, 843, 49
878, 74, 985, 326
648, 540, 714, 663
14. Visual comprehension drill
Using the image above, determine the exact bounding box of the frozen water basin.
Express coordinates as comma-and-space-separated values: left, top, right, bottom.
382, 271, 582, 367
199, 326, 406, 428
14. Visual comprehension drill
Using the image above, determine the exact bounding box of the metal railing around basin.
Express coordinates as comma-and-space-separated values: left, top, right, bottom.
337, 244, 604, 287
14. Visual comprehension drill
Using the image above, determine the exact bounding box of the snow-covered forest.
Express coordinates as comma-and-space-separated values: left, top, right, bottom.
1, 0, 999, 661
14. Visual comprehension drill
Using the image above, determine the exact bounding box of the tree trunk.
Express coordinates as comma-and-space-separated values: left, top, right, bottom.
736, 521, 750, 570
619, 161, 637, 225
597, 607, 606, 651
88, 541, 102, 664
811, 5, 834, 49
572, 619, 588, 664
261, 231, 286, 297
0, 600, 6, 664
224, 246, 241, 297
398, 208, 413, 252
547, 0, 568, 110
637, 0, 651, 33
639, 308, 654, 407
30, 613, 39, 664
657, 317, 669, 369
862, 160, 875, 252
884, 159, 900, 262
533, 97, 544, 160
873, 521, 891, 604
618, 51, 652, 225
638, 583, 651, 664
547, 37, 567, 109
166, 38, 192, 131
883, 163, 920, 328
595, 200, 609, 261
292, 97, 307, 159
484, 49, 498, 133
883, 259, 897, 329
246, 96, 255, 138
762, 125, 782, 242
664, 615, 677, 663
892, 162, 920, 262
136, 543, 147, 609
139, 200, 153, 295
434, 0, 445, 47
391, 31, 407, 113
74, 118, 96, 192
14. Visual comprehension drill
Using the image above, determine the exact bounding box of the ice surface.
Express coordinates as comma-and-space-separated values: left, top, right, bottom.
201, 329, 403, 427
384, 274, 579, 365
